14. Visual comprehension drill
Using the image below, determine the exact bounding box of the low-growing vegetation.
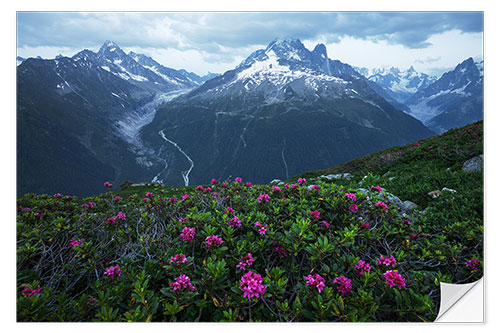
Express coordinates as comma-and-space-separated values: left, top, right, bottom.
16, 121, 483, 322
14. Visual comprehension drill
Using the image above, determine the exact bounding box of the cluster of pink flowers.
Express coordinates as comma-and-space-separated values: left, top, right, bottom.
383, 270, 406, 289
310, 185, 320, 191
333, 276, 353, 295
240, 271, 267, 299
235, 177, 242, 183
290, 183, 299, 189
298, 178, 307, 185
211, 178, 218, 185
228, 216, 242, 227
354, 260, 372, 276
258, 193, 271, 203
371, 185, 382, 193
204, 187, 212, 193
170, 274, 195, 291
245, 182, 253, 187
34, 213, 44, 219
81, 201, 96, 209
236, 253, 254, 270
104, 181, 113, 188
304, 274, 326, 293
104, 265, 122, 279
114, 196, 122, 201
68, 238, 83, 247
349, 204, 359, 213
196, 185, 204, 191
360, 222, 370, 229
181, 227, 196, 242
18, 206, 31, 212
170, 254, 188, 264
320, 220, 330, 229
181, 194, 190, 201
376, 201, 388, 210
465, 258, 480, 270
205, 235, 223, 248
254, 221, 268, 235
169, 197, 177, 203
22, 285, 42, 296
53, 193, 62, 198
106, 211, 126, 225
272, 186, 281, 192
345, 192, 357, 201
378, 255, 397, 267
402, 219, 411, 225
145, 192, 153, 198
226, 207, 234, 215
310, 210, 321, 219
116, 211, 126, 219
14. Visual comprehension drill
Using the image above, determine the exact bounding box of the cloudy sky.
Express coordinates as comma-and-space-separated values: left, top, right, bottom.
17, 12, 483, 76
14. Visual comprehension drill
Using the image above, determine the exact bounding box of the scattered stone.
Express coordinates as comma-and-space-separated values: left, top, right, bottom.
462, 154, 483, 172
320, 173, 352, 180
403, 201, 419, 211
270, 179, 282, 184
356, 188, 370, 195
442, 187, 457, 193
388, 177, 395, 181
385, 192, 405, 210
428, 190, 442, 199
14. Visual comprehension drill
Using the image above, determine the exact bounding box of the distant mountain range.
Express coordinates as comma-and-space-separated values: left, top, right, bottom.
139, 38, 434, 187
17, 39, 482, 195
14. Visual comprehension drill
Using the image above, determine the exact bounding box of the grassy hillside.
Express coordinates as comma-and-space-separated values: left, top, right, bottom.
16, 121, 483, 322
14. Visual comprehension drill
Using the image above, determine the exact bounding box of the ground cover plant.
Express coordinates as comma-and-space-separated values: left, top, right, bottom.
16, 121, 483, 322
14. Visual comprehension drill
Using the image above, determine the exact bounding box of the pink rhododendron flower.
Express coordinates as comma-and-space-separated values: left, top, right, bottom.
226, 207, 234, 215
290, 183, 299, 189
53, 193, 62, 198
181, 227, 196, 242
376, 201, 388, 210
145, 192, 153, 198
222, 183, 228, 188
298, 178, 307, 185
182, 194, 190, 201
114, 196, 122, 201
360, 222, 370, 229
272, 186, 281, 192
383, 270, 406, 289
284, 184, 289, 189
211, 178, 218, 185
321, 221, 330, 229
104, 265, 122, 279
204, 187, 212, 193
465, 259, 480, 270
371, 185, 382, 193
345, 193, 357, 201
170, 254, 188, 264
304, 274, 326, 293
409, 234, 419, 240
34, 213, 43, 219
68, 238, 83, 247
354, 260, 372, 276
349, 204, 359, 212
245, 182, 253, 187
228, 216, 242, 227
170, 274, 195, 291
258, 193, 271, 203
22, 285, 42, 296
142, 198, 148, 203
236, 253, 254, 271
116, 211, 126, 220
310, 185, 320, 191
333, 276, 352, 295
255, 221, 268, 235
310, 210, 320, 219
235, 177, 242, 183
402, 219, 411, 225
169, 197, 177, 203
106, 217, 116, 225
104, 181, 113, 188
205, 235, 223, 248
240, 271, 267, 299
378, 255, 397, 267
196, 185, 204, 191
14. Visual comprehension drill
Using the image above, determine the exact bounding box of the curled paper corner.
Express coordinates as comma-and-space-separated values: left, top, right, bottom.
434, 277, 484, 322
